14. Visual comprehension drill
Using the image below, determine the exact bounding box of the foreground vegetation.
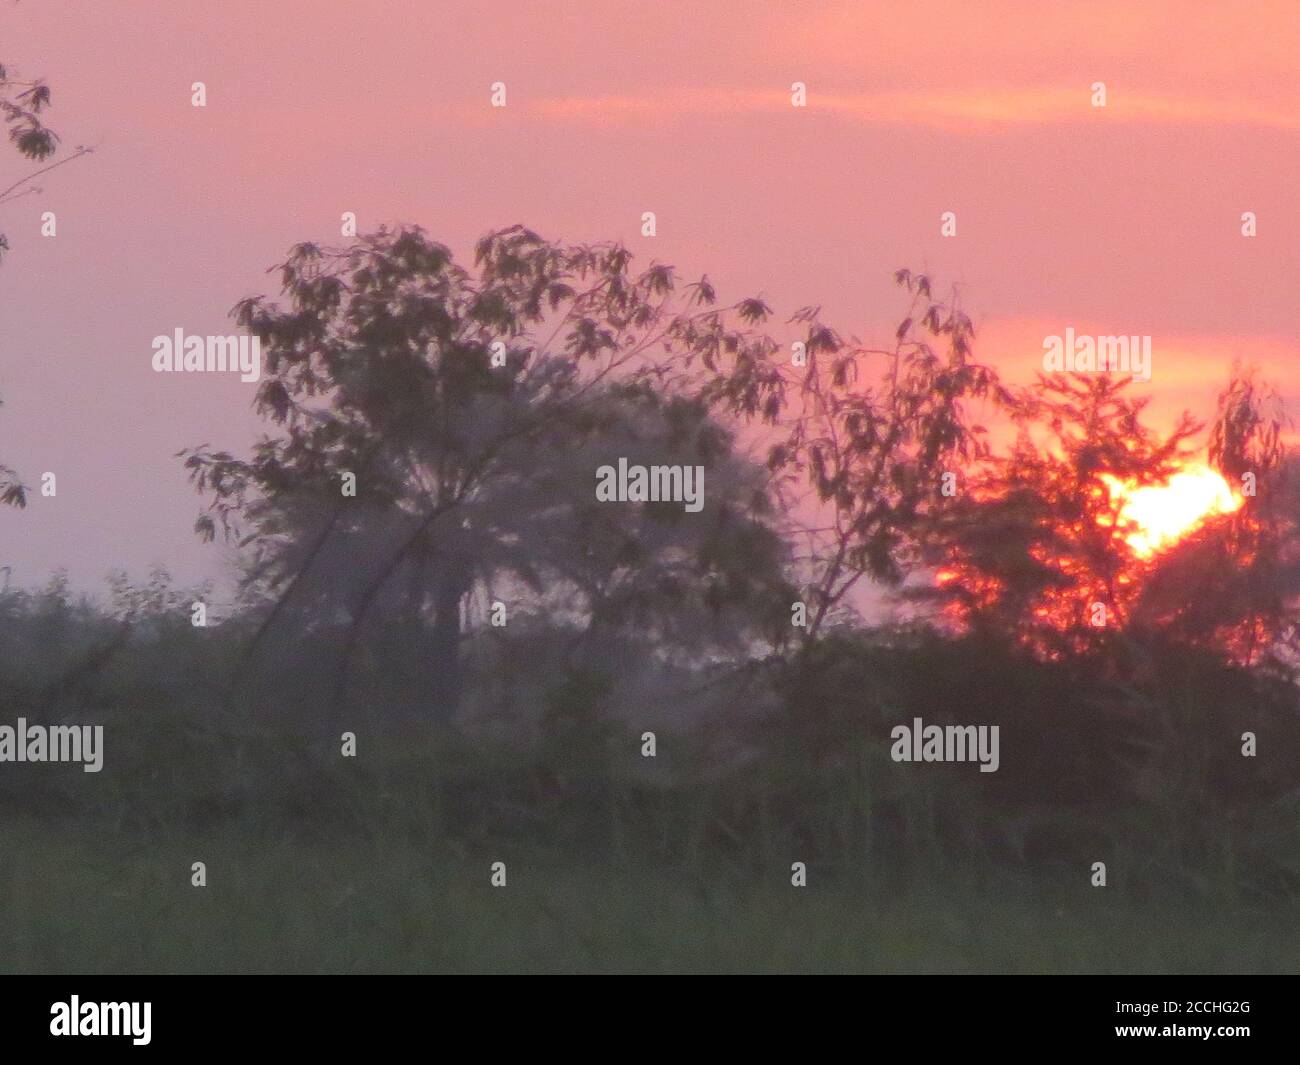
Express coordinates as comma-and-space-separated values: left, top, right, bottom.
5, 817, 1297, 974
1, 576, 1296, 973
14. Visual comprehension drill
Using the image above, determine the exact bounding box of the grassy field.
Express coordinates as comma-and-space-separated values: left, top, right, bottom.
3, 816, 1296, 974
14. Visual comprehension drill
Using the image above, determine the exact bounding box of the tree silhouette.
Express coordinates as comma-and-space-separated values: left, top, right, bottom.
0, 61, 90, 262
0, 392, 23, 507
1, 57, 91, 509
184, 226, 795, 722
1131, 366, 1299, 666
0, 60, 57, 507
698, 269, 1006, 638
917, 368, 1297, 666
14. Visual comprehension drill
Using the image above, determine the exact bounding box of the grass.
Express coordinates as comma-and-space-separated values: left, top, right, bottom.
2, 816, 1296, 974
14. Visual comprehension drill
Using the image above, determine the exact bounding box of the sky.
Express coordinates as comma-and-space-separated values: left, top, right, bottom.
2, 0, 1298, 598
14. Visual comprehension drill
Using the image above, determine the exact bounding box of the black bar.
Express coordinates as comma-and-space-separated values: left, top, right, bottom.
0, 976, 1289, 1052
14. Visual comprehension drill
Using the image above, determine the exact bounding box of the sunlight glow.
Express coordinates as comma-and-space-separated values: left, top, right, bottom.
1101, 465, 1242, 558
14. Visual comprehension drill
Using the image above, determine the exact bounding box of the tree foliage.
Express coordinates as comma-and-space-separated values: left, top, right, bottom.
697, 268, 1007, 637
917, 368, 1299, 669
1, 56, 92, 508
184, 226, 796, 720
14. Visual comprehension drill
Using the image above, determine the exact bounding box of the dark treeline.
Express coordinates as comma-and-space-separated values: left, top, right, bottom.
2, 227, 1299, 972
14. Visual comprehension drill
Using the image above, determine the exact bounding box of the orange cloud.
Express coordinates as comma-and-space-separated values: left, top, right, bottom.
971, 318, 1300, 446
528, 87, 1300, 133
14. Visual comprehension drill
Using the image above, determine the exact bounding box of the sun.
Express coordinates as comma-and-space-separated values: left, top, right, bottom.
1101, 465, 1242, 558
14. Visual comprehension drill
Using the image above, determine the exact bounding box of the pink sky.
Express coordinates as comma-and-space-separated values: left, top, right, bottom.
2, 1, 1297, 595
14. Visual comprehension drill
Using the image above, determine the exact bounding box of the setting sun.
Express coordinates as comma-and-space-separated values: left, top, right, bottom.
1101, 465, 1242, 558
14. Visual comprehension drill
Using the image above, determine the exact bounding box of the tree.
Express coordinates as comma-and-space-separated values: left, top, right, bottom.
1, 57, 91, 509
697, 269, 1006, 639
0, 60, 56, 509
0, 391, 23, 507
183, 225, 795, 723
0, 60, 90, 262
1131, 365, 1300, 667
917, 368, 1298, 666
